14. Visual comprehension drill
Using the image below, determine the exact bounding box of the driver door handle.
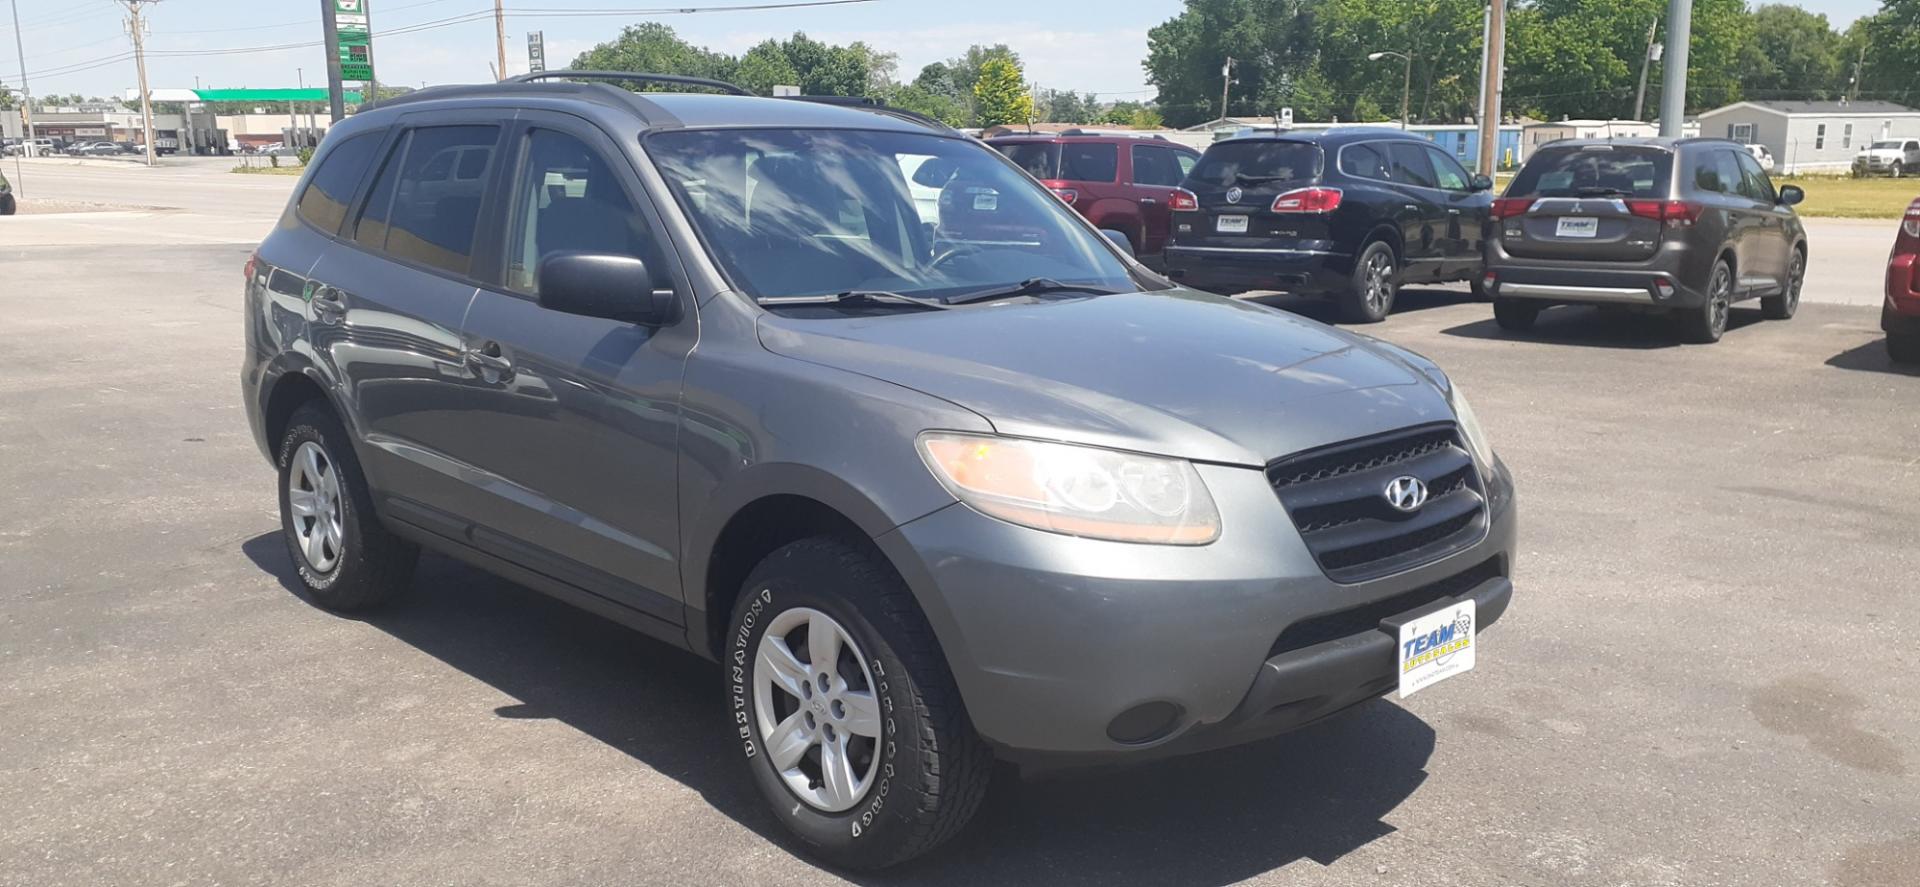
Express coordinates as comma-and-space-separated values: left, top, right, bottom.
464, 341, 514, 378
1139, 198, 1158, 206
309, 284, 347, 321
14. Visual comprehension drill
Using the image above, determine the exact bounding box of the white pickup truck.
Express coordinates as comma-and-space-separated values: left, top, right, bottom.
1855, 138, 1920, 177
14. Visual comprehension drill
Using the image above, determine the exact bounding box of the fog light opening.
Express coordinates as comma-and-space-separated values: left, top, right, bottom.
1106, 701, 1185, 744
1652, 280, 1676, 301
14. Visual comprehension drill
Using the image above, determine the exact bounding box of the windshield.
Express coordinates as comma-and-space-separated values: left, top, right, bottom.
1507, 146, 1672, 198
1188, 141, 1321, 187
647, 128, 1138, 302
1870, 141, 1904, 150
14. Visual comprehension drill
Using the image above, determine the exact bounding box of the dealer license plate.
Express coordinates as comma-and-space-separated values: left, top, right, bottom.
1555, 216, 1599, 238
1398, 598, 1476, 698
1216, 214, 1249, 234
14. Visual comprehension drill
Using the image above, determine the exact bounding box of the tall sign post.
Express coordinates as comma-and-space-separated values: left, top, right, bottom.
527, 31, 547, 74
324, 0, 374, 122
1658, 0, 1692, 137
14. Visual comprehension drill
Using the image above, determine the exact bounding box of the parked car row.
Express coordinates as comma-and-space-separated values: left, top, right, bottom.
994, 129, 1813, 345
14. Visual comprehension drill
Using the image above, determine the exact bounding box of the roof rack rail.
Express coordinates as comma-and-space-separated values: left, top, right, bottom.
503, 69, 751, 96
777, 94, 953, 132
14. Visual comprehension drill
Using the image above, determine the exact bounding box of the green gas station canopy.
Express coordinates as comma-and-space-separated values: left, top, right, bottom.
192, 88, 365, 103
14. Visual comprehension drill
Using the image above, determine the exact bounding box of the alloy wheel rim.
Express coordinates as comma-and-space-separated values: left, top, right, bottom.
287, 441, 345, 573
1788, 255, 1803, 310
752, 607, 883, 813
1365, 251, 1393, 313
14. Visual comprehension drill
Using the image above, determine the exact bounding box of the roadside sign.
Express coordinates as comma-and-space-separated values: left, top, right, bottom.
332, 0, 374, 83
528, 31, 546, 73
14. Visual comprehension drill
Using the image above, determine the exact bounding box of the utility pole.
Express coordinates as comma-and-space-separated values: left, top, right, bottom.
1475, 3, 1489, 126
493, 0, 507, 81
122, 0, 159, 167
1658, 0, 1691, 138
1475, 0, 1506, 175
1849, 43, 1865, 102
1219, 56, 1233, 124
1632, 18, 1658, 122
8, 0, 35, 187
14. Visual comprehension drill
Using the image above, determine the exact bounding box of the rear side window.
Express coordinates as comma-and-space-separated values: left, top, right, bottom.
353, 125, 500, 277
1130, 144, 1184, 187
295, 132, 381, 233
995, 142, 1058, 179
1059, 143, 1118, 183
1733, 151, 1775, 203
1509, 146, 1673, 198
1388, 143, 1437, 188
1341, 143, 1390, 180
1190, 141, 1321, 187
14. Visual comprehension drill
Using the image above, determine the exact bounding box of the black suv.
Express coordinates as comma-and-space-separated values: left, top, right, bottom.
1482, 138, 1807, 343
1163, 127, 1495, 322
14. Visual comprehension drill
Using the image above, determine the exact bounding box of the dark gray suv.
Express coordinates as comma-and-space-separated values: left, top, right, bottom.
1483, 138, 1807, 343
240, 72, 1519, 868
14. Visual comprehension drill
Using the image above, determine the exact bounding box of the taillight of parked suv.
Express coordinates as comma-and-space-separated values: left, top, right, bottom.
1270, 187, 1342, 213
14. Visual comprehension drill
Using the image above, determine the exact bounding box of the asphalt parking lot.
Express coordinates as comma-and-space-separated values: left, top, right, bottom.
4, 160, 1918, 886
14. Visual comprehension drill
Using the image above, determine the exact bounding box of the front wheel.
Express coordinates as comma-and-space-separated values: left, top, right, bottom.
727, 538, 992, 870
1340, 241, 1398, 324
1893, 162, 1905, 179
1680, 260, 1734, 344
1762, 249, 1804, 320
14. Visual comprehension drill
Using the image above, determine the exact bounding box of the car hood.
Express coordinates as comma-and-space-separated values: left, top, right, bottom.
756, 288, 1457, 466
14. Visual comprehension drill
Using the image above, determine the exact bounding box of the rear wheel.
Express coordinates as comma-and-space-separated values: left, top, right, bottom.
728, 537, 992, 870
1762, 248, 1804, 320
1493, 298, 1540, 332
1339, 240, 1398, 324
1893, 162, 1906, 179
276, 402, 417, 610
1680, 259, 1734, 344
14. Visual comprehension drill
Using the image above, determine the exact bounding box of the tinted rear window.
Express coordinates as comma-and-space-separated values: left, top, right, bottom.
1059, 143, 1118, 182
1508, 146, 1672, 198
995, 142, 1057, 179
1190, 141, 1321, 187
295, 132, 382, 233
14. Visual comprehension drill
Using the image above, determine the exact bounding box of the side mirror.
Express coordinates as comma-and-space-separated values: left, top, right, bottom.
536, 253, 678, 326
912, 157, 959, 188
1469, 174, 1495, 192
1101, 229, 1136, 258
1777, 185, 1804, 206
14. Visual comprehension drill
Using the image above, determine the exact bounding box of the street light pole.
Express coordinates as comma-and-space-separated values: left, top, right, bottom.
121, 0, 159, 167
1367, 50, 1413, 129
8, 0, 35, 188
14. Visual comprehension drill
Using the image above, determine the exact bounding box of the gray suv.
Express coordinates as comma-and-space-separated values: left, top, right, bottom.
1483, 138, 1807, 343
240, 72, 1519, 868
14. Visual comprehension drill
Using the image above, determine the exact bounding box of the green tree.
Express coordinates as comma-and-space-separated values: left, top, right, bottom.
1857, 0, 1920, 106
735, 39, 800, 95
571, 23, 739, 89
1130, 107, 1165, 129
880, 83, 965, 126
973, 56, 1032, 128
1738, 5, 1845, 101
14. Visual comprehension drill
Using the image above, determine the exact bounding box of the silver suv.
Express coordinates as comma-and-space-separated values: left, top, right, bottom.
240, 71, 1519, 869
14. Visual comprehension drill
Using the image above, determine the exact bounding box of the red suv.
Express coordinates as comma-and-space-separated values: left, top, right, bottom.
989, 132, 1201, 260
1886, 196, 1920, 364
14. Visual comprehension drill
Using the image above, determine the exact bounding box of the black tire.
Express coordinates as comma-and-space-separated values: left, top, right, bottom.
1889, 331, 1920, 365
1893, 162, 1905, 179
1680, 259, 1734, 344
0, 194, 15, 216
1339, 240, 1398, 324
726, 537, 991, 870
1493, 297, 1540, 332
1469, 276, 1491, 301
1762, 248, 1804, 320
276, 401, 417, 611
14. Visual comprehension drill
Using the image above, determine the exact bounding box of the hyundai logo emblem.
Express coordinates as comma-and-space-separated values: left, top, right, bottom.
1225, 186, 1243, 204
1383, 475, 1429, 512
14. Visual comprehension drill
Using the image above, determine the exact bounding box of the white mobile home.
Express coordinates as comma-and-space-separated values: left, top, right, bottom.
1696, 100, 1920, 174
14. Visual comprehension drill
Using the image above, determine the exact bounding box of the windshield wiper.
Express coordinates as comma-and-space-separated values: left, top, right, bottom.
945, 277, 1124, 305
1232, 172, 1292, 184
1572, 186, 1633, 198
757, 290, 952, 311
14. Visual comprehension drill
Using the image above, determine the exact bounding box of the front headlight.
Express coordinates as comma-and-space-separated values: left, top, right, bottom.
1449, 384, 1497, 477
917, 432, 1220, 545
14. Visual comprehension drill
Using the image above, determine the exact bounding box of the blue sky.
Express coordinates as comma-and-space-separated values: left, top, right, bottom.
0, 0, 1887, 104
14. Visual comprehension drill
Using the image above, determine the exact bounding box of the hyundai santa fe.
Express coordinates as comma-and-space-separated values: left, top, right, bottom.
241, 72, 1520, 869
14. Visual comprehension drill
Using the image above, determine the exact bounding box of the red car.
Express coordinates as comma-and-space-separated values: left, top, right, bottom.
1887, 197, 1920, 364
988, 132, 1201, 259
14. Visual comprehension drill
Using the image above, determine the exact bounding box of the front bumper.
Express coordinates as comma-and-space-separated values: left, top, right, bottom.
881, 457, 1518, 764
1162, 244, 1351, 295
